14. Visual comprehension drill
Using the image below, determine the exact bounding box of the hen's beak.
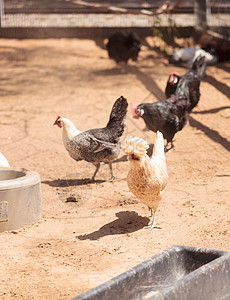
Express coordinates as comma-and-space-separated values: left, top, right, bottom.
169, 75, 174, 85
53, 120, 62, 128
133, 114, 140, 119
128, 154, 140, 160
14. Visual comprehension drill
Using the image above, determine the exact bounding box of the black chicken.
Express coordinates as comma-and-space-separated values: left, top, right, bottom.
131, 96, 189, 152
175, 55, 206, 113
107, 30, 141, 64
131, 56, 206, 151
165, 72, 181, 98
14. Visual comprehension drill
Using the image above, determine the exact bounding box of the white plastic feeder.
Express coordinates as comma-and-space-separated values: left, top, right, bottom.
0, 168, 42, 232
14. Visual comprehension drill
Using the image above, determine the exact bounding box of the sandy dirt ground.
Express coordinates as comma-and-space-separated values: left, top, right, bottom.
0, 36, 229, 299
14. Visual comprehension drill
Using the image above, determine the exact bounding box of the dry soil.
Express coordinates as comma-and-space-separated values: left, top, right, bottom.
0, 37, 229, 299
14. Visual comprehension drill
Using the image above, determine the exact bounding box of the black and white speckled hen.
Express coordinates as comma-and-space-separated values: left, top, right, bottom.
107, 30, 141, 64
54, 96, 128, 181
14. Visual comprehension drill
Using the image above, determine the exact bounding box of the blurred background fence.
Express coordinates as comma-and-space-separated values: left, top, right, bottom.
207, 0, 230, 38
0, 0, 229, 39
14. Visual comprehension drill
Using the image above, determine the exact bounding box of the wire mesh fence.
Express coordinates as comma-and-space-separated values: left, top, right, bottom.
207, 0, 230, 39
2, 0, 195, 14
0, 0, 229, 40
1, 0, 194, 28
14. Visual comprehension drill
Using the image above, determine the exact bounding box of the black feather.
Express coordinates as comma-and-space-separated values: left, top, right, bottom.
175, 55, 206, 112
107, 30, 141, 64
87, 96, 128, 143
136, 96, 188, 147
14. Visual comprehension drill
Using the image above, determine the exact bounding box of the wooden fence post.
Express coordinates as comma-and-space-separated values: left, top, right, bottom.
194, 0, 207, 31
0, 0, 4, 27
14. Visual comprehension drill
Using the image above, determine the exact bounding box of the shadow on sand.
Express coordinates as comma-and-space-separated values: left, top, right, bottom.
77, 211, 151, 240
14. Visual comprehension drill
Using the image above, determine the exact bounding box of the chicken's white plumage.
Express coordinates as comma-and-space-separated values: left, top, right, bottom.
171, 47, 217, 68
151, 131, 165, 159
0, 152, 10, 168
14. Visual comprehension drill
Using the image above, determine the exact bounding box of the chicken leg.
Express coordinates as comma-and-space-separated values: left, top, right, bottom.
108, 162, 115, 182
91, 162, 115, 182
91, 163, 100, 181
164, 141, 174, 152
144, 209, 157, 230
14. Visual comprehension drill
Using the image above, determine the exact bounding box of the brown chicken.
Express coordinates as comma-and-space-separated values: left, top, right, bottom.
122, 131, 168, 229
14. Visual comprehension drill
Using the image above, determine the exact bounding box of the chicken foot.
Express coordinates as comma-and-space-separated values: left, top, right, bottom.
144, 209, 157, 230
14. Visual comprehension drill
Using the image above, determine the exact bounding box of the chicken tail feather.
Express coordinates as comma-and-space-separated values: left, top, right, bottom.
152, 131, 165, 159
192, 54, 206, 79
106, 96, 128, 139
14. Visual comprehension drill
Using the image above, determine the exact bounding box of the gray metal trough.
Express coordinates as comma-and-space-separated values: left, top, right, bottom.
73, 245, 230, 300
0, 168, 42, 232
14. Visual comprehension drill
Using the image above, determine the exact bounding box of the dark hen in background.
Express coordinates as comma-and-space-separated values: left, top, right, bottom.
166, 55, 206, 111
165, 72, 181, 98
176, 55, 206, 113
107, 30, 141, 64
131, 56, 206, 151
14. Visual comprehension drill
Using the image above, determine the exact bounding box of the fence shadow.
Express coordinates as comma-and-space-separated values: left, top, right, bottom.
189, 116, 230, 152
192, 106, 230, 115
204, 75, 230, 99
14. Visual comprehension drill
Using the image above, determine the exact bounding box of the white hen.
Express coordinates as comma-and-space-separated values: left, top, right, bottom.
170, 47, 218, 68
0, 152, 10, 168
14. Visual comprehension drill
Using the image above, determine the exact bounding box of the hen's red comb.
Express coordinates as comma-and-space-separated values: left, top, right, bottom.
130, 102, 138, 116
57, 115, 61, 119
